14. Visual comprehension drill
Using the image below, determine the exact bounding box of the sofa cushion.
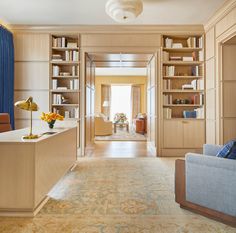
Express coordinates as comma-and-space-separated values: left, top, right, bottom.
216, 140, 236, 160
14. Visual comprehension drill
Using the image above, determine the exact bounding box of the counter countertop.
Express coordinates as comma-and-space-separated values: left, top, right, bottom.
0, 126, 76, 143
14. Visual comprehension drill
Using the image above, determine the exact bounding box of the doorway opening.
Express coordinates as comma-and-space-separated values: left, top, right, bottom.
84, 52, 158, 157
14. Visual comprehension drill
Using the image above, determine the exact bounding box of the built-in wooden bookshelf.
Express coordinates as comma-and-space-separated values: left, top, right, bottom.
50, 34, 80, 120
162, 35, 205, 120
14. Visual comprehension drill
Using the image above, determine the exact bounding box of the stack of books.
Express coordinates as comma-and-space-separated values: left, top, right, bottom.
183, 56, 194, 62
163, 108, 172, 119
163, 94, 173, 105
170, 56, 182, 61
52, 54, 63, 61
165, 66, 175, 76
182, 84, 194, 90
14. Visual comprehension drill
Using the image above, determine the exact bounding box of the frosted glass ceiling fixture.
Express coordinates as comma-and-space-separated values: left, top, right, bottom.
106, 0, 143, 23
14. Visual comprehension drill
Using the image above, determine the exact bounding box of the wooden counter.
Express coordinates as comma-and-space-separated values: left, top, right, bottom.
0, 127, 77, 217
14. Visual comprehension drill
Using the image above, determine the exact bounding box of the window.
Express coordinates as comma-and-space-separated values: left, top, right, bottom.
110, 85, 131, 122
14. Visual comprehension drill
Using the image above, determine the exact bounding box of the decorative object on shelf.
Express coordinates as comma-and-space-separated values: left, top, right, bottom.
106, 0, 143, 23
15, 97, 39, 139
41, 112, 64, 129
114, 113, 128, 123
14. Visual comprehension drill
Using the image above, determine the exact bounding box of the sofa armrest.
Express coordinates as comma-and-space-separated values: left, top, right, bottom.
203, 144, 223, 156
185, 153, 236, 216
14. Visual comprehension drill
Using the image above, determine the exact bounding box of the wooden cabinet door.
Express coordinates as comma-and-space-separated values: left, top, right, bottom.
183, 120, 205, 148
163, 120, 183, 148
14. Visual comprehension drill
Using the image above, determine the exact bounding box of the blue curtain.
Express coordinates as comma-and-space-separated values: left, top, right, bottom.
0, 26, 14, 129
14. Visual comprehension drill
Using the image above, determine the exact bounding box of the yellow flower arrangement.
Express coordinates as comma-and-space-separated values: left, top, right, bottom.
41, 112, 64, 128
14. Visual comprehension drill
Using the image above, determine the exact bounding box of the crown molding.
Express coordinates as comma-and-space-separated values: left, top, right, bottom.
204, 0, 236, 32
10, 24, 204, 34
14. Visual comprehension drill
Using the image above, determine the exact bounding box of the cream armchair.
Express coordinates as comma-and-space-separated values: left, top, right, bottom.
95, 116, 113, 136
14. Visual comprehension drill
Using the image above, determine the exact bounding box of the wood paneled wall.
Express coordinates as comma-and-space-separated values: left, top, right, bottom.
14, 33, 50, 129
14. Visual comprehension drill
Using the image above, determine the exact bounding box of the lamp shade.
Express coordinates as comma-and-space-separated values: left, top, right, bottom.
106, 0, 143, 23
103, 100, 110, 107
15, 97, 38, 112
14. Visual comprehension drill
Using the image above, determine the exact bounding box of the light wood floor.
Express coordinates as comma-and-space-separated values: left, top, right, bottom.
86, 141, 155, 158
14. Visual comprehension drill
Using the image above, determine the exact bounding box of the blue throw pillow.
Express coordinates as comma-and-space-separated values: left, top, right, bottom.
216, 140, 236, 160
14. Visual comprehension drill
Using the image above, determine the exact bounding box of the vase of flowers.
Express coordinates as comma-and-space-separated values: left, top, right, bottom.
114, 113, 128, 123
41, 112, 64, 129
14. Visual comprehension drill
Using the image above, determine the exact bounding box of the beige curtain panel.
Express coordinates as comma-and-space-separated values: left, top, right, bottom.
131, 85, 141, 119
101, 84, 111, 117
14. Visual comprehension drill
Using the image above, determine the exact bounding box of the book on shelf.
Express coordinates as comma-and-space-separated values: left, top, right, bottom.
53, 65, 60, 76
182, 56, 194, 62
52, 79, 58, 89
172, 43, 183, 48
198, 37, 203, 49
70, 79, 79, 90
163, 94, 173, 105
191, 79, 204, 90
194, 107, 204, 119
163, 51, 169, 61
191, 66, 199, 76
57, 87, 68, 90
52, 37, 67, 48
65, 50, 79, 62
163, 79, 171, 90
67, 42, 78, 48
182, 84, 194, 90
52, 54, 63, 61
198, 51, 204, 61
170, 56, 182, 61
163, 108, 172, 119
72, 66, 76, 76
165, 66, 175, 76
53, 94, 62, 104
191, 94, 204, 105
187, 37, 197, 48
165, 38, 173, 48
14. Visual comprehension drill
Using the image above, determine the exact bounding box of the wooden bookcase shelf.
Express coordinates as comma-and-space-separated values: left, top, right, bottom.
50, 34, 80, 121
162, 34, 205, 120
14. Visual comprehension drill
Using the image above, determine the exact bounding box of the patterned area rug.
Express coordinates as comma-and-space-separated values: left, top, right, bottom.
95, 127, 146, 141
0, 158, 234, 233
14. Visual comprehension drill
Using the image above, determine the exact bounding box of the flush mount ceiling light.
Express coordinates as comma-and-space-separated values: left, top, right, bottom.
106, 0, 143, 23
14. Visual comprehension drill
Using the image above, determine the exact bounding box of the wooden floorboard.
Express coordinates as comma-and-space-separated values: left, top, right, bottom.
86, 141, 155, 158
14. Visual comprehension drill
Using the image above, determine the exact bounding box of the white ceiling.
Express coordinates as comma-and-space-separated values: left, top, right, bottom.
96, 68, 147, 76
0, 0, 226, 25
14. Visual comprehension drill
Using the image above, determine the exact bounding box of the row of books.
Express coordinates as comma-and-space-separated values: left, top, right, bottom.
163, 51, 204, 62
53, 94, 64, 105
165, 66, 175, 76
163, 79, 172, 90
163, 108, 172, 119
52, 107, 79, 119
65, 51, 79, 61
52, 65, 77, 77
163, 94, 173, 105
187, 37, 203, 48
52, 79, 79, 90
52, 37, 78, 48
191, 94, 204, 105
164, 36, 203, 48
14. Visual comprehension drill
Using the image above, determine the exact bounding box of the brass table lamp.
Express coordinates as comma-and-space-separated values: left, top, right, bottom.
15, 97, 39, 139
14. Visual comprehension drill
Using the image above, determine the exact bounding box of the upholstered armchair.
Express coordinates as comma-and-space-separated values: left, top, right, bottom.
95, 115, 113, 136
0, 113, 12, 133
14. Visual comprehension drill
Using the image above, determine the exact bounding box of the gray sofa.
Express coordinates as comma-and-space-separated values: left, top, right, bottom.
185, 144, 236, 217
